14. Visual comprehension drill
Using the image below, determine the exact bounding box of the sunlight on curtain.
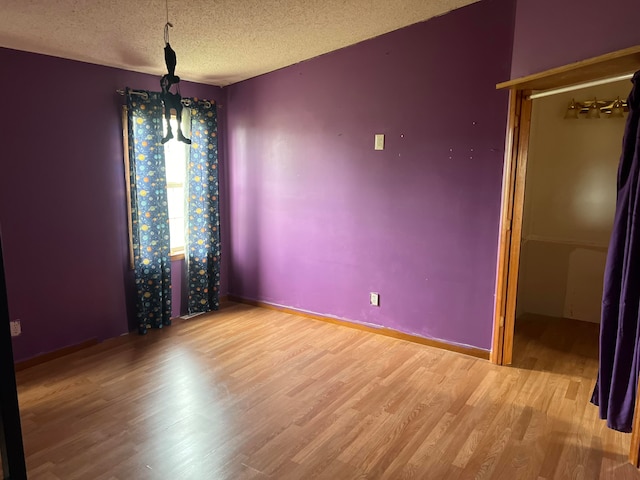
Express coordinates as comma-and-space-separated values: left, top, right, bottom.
186, 102, 221, 313
126, 89, 172, 334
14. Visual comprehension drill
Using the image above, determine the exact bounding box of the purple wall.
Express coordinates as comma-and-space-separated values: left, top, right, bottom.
225, 0, 516, 350
511, 0, 640, 79
0, 48, 227, 362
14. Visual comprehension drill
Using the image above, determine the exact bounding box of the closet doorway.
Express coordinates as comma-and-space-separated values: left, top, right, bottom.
513, 80, 628, 367
491, 44, 640, 466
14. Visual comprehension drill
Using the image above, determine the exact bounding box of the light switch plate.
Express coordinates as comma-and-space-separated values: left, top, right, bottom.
370, 292, 380, 307
10, 320, 21, 337
374, 134, 385, 150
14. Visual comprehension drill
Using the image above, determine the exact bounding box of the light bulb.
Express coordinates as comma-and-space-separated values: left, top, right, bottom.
610, 97, 624, 118
586, 99, 600, 119
564, 99, 579, 119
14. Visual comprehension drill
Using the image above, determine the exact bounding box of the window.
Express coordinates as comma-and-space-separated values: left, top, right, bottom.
123, 105, 192, 268
163, 116, 190, 256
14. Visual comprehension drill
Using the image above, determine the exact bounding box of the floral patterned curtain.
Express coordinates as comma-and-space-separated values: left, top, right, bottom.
126, 89, 172, 334
186, 101, 221, 313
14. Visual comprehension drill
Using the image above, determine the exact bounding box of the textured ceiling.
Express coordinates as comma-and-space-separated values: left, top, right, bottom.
0, 0, 479, 86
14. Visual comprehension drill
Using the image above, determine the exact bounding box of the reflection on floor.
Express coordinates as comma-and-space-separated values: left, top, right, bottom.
15, 305, 640, 479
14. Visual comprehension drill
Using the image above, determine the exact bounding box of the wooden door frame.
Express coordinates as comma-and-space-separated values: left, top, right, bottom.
490, 88, 532, 366
489, 45, 640, 466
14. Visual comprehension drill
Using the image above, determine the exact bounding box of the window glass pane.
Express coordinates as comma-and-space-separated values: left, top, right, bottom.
166, 186, 184, 251
163, 112, 189, 253
169, 217, 185, 251
163, 118, 188, 184
166, 187, 184, 220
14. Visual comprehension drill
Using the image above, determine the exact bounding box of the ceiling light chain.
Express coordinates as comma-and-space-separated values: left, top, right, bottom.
160, 0, 190, 144
164, 0, 173, 45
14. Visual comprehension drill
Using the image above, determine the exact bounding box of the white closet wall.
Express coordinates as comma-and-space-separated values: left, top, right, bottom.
516, 81, 629, 323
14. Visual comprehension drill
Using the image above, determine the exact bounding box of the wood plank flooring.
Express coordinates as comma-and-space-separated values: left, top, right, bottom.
15, 305, 640, 479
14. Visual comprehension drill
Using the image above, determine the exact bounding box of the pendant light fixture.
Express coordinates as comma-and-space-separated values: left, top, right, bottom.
160, 0, 191, 144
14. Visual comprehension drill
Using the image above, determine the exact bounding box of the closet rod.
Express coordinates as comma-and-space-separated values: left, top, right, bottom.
528, 73, 634, 100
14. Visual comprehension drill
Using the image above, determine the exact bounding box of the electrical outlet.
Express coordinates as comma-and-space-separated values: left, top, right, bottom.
370, 292, 380, 307
10, 320, 21, 337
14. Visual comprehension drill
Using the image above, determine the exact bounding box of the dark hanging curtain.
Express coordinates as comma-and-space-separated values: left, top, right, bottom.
126, 89, 173, 334
592, 71, 640, 432
185, 101, 221, 313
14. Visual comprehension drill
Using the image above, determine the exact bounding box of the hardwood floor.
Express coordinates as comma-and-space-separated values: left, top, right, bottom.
15, 305, 640, 479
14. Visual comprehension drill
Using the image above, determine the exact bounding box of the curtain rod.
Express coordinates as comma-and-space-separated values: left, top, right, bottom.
116, 89, 216, 109
528, 73, 634, 100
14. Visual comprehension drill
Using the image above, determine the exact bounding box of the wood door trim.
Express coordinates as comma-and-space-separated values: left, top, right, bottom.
630, 381, 640, 466
497, 45, 640, 92
490, 91, 532, 365
501, 94, 532, 365
490, 89, 521, 364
